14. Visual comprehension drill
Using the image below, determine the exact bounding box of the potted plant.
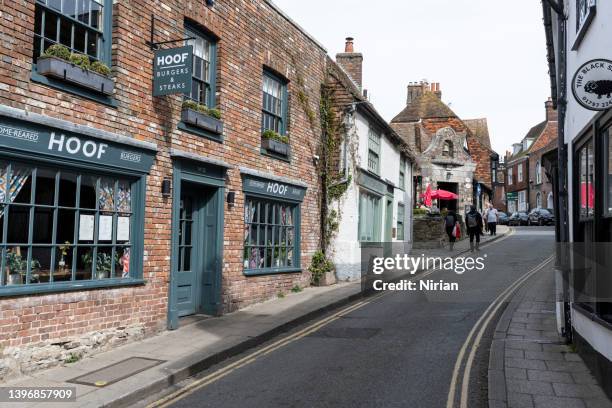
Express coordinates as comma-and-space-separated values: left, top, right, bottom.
181, 100, 224, 134
309, 250, 336, 286
37, 44, 114, 95
5, 252, 41, 285
82, 251, 116, 279
261, 130, 290, 156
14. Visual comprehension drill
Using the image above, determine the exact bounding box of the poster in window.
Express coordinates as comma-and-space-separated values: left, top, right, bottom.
79, 214, 95, 241
117, 216, 130, 241
98, 215, 113, 241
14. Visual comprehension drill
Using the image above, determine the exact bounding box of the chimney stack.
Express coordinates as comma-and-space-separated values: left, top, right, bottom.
336, 36, 363, 89
545, 97, 557, 122
430, 82, 442, 99
406, 81, 429, 105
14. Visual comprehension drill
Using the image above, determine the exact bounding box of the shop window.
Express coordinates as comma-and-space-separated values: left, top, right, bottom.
185, 26, 217, 108
261, 71, 287, 135
243, 198, 298, 272
359, 191, 381, 242
367, 128, 381, 175
33, 0, 108, 64
579, 141, 595, 218
397, 203, 405, 241
0, 161, 136, 290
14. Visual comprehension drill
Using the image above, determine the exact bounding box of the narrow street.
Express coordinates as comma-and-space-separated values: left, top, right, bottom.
151, 227, 555, 408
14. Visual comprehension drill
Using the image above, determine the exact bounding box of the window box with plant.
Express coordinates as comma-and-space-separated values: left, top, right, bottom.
261, 130, 290, 156
181, 100, 223, 135
36, 45, 114, 95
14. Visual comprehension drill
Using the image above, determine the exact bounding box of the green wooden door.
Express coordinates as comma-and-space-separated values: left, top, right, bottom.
176, 191, 198, 317
200, 189, 219, 315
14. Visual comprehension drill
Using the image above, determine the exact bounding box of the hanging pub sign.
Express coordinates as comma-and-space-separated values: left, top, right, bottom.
571, 59, 612, 111
153, 46, 193, 97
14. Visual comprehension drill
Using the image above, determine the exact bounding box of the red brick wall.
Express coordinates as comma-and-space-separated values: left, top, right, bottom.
0, 0, 326, 353
506, 160, 529, 193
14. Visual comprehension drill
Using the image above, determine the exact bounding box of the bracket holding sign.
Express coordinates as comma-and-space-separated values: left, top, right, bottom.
146, 14, 195, 50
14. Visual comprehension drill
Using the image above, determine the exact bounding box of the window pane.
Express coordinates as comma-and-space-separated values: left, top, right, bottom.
48, 0, 62, 12
87, 30, 99, 58
12, 166, 33, 204
63, 0, 77, 18
91, 1, 102, 30
58, 171, 77, 207
5, 247, 29, 285
35, 168, 56, 205
79, 176, 96, 208
77, 0, 89, 24
59, 17, 72, 48
33, 208, 54, 243
76, 246, 93, 280
98, 178, 115, 211
73, 24, 86, 53
31, 247, 52, 284
44, 12, 58, 42
95, 247, 113, 279
587, 142, 594, 216
580, 146, 588, 217
54, 244, 73, 281
35, 7, 43, 36
7, 206, 29, 244
116, 246, 130, 278
56, 209, 76, 244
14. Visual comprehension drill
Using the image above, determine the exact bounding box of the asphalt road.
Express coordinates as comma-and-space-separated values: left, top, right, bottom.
161, 227, 555, 408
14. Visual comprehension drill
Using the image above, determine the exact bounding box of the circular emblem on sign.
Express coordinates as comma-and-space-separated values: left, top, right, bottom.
572, 59, 612, 111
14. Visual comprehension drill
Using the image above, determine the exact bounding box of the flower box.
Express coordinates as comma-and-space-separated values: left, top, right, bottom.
262, 137, 290, 156
181, 108, 224, 135
37, 56, 114, 95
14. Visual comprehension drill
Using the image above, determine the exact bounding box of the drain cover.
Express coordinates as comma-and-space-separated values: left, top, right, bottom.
309, 327, 381, 339
68, 357, 165, 387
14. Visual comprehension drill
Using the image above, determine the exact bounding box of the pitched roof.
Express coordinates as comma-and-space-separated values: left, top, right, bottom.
391, 91, 458, 123
464, 118, 492, 149
506, 120, 547, 161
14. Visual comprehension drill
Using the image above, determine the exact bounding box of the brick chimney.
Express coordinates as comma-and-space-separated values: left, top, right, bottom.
407, 81, 429, 105
545, 97, 557, 122
336, 37, 363, 89
431, 82, 442, 99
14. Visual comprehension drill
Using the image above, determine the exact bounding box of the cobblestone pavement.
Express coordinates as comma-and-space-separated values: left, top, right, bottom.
489, 265, 612, 408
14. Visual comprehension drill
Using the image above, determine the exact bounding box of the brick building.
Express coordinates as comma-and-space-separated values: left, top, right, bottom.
505, 99, 557, 213
0, 0, 329, 380
391, 81, 498, 214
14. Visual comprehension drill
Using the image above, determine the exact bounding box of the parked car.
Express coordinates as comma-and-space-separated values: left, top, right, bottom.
528, 208, 555, 226
508, 212, 529, 226
497, 212, 509, 225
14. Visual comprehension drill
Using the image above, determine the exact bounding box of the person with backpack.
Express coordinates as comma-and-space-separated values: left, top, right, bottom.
466, 205, 484, 252
444, 210, 459, 251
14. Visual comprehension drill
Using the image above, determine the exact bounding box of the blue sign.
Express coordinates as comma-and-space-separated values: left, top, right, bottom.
0, 117, 155, 173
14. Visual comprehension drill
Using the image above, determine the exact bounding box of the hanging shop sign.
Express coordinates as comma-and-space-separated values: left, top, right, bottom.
0, 117, 155, 173
242, 174, 306, 202
572, 59, 612, 111
153, 46, 193, 96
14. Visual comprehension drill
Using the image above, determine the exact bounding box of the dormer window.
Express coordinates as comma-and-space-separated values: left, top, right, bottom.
442, 140, 453, 158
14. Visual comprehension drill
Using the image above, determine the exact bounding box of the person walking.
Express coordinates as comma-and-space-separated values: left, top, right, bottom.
465, 205, 484, 252
485, 203, 499, 236
444, 210, 458, 251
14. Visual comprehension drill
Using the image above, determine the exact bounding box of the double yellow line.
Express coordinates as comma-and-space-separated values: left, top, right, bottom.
446, 250, 554, 408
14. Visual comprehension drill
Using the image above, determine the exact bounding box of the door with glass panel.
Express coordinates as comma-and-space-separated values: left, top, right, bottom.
176, 189, 198, 317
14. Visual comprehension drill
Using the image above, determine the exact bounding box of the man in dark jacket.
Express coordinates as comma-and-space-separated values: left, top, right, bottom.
465, 205, 484, 252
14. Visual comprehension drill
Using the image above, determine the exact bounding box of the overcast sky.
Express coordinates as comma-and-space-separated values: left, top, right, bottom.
273, 0, 551, 157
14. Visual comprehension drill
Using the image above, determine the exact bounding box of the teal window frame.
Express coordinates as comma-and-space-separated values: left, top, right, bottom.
367, 128, 381, 175
178, 23, 221, 142
31, 0, 115, 106
0, 154, 146, 297
243, 195, 301, 276
397, 203, 405, 241
359, 190, 381, 242
399, 155, 406, 190
261, 70, 288, 136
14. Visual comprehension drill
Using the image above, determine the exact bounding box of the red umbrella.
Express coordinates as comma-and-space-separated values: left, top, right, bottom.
431, 189, 459, 200
421, 184, 433, 207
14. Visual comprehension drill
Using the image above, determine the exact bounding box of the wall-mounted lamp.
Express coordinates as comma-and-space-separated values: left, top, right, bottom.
446, 172, 452, 181
162, 178, 172, 197
227, 191, 236, 208
206, 0, 215, 6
